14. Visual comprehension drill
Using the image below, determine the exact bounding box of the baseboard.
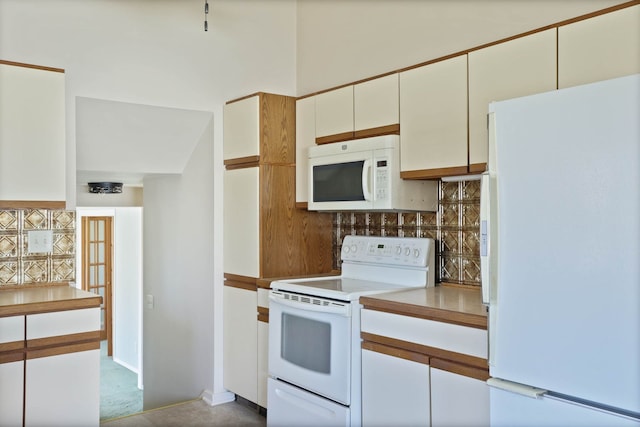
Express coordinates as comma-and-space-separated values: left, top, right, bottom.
113, 356, 140, 375
201, 390, 235, 406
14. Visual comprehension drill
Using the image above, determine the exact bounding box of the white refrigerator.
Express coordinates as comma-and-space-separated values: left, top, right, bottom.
480, 74, 640, 426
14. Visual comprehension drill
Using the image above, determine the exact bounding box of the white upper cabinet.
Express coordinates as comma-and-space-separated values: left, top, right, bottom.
468, 29, 557, 170
399, 55, 468, 176
223, 167, 260, 278
315, 86, 354, 141
354, 73, 399, 133
296, 96, 315, 204
0, 63, 65, 202
558, 5, 640, 89
223, 95, 260, 160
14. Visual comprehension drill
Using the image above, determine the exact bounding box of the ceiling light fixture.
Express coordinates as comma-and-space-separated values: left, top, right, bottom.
88, 182, 123, 194
204, 0, 209, 32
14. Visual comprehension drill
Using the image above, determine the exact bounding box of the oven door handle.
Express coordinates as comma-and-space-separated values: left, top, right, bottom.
269, 294, 351, 317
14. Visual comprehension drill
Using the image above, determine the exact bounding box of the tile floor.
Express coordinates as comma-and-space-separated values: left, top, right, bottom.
100, 399, 266, 427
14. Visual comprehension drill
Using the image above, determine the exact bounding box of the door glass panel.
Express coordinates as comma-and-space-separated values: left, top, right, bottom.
281, 313, 331, 374
98, 222, 104, 240
313, 161, 365, 202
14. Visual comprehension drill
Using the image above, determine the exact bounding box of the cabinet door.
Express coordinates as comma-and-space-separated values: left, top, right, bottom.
25, 308, 100, 427
315, 86, 354, 141
223, 95, 260, 160
354, 73, 399, 134
296, 96, 315, 204
0, 63, 65, 201
0, 316, 24, 427
223, 286, 258, 403
223, 167, 259, 278
361, 348, 430, 427
25, 350, 100, 427
430, 367, 489, 427
400, 55, 468, 175
558, 5, 640, 89
469, 29, 557, 170
257, 320, 269, 408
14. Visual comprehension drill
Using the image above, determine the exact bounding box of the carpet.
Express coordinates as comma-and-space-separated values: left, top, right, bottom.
100, 341, 143, 421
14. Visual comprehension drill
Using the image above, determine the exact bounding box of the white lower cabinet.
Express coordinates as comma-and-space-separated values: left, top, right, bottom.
223, 285, 258, 404
0, 315, 25, 427
362, 348, 430, 427
25, 349, 100, 427
430, 367, 489, 427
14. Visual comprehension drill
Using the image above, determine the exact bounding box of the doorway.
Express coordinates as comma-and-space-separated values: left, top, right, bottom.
82, 216, 113, 355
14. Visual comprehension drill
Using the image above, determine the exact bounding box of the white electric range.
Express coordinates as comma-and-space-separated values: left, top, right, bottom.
267, 235, 435, 427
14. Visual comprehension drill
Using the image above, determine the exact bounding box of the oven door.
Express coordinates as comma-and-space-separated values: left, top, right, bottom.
268, 291, 352, 405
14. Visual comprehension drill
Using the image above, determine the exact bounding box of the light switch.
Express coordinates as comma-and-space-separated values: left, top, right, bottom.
145, 294, 154, 309
27, 230, 54, 253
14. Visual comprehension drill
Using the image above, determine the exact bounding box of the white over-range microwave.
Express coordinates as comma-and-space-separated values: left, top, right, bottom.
307, 135, 438, 211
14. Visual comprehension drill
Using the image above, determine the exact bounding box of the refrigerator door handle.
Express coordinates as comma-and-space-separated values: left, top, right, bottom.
487, 378, 547, 399
480, 172, 493, 306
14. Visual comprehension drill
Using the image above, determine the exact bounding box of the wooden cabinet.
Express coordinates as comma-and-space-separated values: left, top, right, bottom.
360, 307, 488, 427
295, 96, 315, 204
0, 61, 66, 207
361, 345, 430, 427
223, 92, 333, 405
223, 286, 258, 404
0, 316, 25, 427
399, 55, 468, 178
468, 29, 557, 171
558, 4, 640, 89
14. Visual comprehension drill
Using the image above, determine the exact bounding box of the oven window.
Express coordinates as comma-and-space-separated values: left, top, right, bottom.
281, 313, 331, 374
313, 161, 365, 202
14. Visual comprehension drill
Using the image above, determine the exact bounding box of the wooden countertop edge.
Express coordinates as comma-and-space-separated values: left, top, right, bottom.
360, 296, 487, 330
0, 296, 102, 318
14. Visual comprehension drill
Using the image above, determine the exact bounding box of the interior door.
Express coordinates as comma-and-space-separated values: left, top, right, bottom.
82, 216, 113, 356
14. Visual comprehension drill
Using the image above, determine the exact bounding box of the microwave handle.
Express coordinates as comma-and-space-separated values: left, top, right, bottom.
362, 159, 372, 201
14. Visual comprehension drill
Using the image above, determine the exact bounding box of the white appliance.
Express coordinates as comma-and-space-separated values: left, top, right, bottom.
307, 135, 438, 212
267, 235, 435, 426
480, 74, 640, 426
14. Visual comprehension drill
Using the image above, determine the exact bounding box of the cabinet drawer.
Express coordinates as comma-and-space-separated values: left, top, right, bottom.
361, 309, 487, 359
0, 316, 24, 344
26, 308, 99, 339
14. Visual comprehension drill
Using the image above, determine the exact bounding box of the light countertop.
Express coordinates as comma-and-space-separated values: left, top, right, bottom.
0, 285, 101, 317
360, 285, 487, 329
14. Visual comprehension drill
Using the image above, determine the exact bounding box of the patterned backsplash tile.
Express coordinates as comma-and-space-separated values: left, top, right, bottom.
332, 179, 481, 287
0, 209, 76, 286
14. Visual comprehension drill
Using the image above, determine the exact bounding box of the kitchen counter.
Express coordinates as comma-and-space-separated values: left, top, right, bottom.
0, 285, 101, 317
360, 285, 487, 329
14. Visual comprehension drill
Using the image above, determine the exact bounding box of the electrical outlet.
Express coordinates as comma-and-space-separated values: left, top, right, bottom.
27, 230, 54, 253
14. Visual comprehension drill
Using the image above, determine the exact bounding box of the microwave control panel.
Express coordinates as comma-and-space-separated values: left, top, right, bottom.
374, 159, 389, 200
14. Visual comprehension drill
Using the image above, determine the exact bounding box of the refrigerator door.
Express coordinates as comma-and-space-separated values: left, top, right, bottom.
490, 385, 640, 427
488, 74, 640, 414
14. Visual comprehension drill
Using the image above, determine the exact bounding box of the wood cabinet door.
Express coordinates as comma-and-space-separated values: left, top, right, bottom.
468, 29, 557, 170
223, 95, 260, 160
295, 96, 315, 204
400, 55, 468, 176
223, 286, 258, 404
315, 86, 354, 141
558, 5, 640, 89
223, 167, 259, 278
354, 73, 399, 133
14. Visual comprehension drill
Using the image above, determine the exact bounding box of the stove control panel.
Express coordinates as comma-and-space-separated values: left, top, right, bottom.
341, 235, 433, 267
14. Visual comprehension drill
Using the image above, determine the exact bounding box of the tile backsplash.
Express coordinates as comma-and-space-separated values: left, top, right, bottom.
332, 180, 481, 287
0, 209, 76, 286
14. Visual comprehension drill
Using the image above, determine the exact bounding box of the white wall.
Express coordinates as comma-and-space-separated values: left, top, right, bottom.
142, 117, 219, 408
296, 0, 627, 95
